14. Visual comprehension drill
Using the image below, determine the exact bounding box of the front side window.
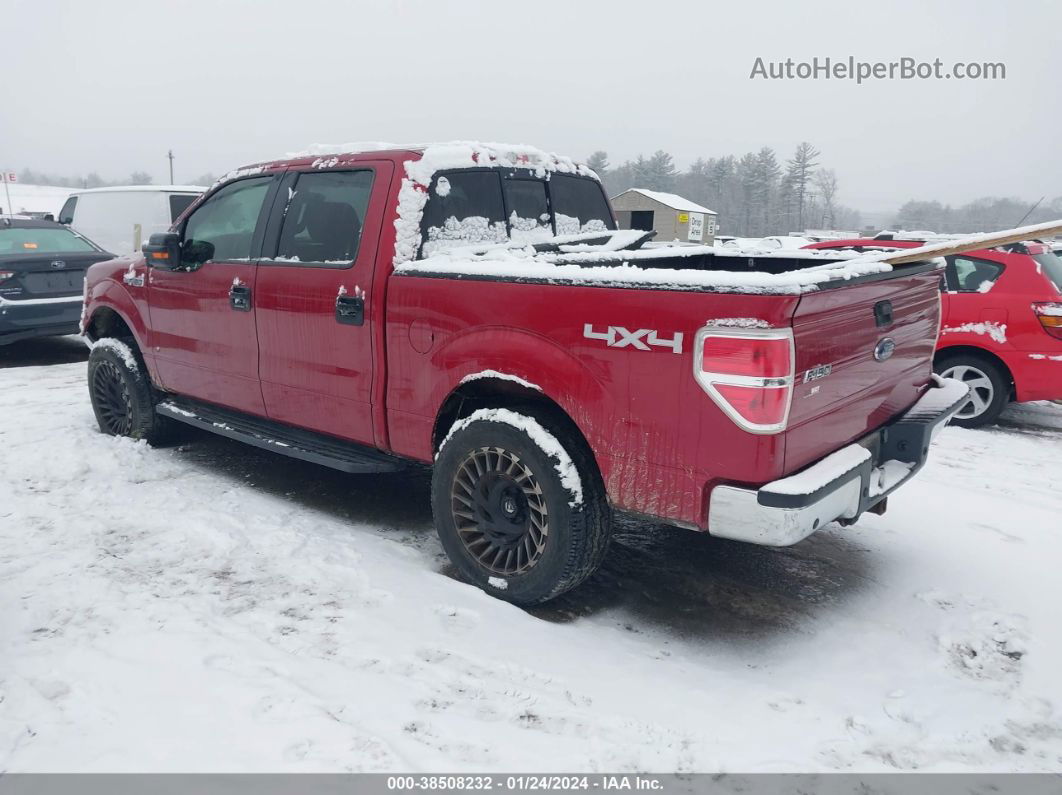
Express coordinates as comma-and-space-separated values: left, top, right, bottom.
504, 178, 551, 244
182, 177, 271, 264
548, 174, 615, 236
946, 255, 1004, 293
0, 225, 97, 254
275, 170, 374, 264
421, 171, 507, 257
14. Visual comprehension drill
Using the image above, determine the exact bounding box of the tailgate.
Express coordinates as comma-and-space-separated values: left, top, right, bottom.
783, 268, 941, 473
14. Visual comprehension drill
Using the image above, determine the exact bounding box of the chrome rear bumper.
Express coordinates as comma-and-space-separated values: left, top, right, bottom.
708, 376, 970, 547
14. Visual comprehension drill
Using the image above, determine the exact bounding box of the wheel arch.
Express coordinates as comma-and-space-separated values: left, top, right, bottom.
431, 376, 606, 493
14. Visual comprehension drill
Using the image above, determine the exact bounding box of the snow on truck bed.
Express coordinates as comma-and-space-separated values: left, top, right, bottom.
3, 347, 1062, 772
380, 142, 936, 294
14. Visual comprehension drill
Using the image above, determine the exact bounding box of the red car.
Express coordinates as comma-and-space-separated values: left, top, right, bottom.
80, 143, 967, 604
808, 236, 1062, 427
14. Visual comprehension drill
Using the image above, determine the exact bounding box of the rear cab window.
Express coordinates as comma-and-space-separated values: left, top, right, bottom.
549, 173, 615, 235
422, 171, 507, 257
419, 168, 615, 257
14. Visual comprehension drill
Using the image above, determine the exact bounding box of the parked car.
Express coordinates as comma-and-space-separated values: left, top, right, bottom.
80, 143, 968, 604
808, 235, 1062, 427
0, 217, 113, 345
59, 185, 205, 257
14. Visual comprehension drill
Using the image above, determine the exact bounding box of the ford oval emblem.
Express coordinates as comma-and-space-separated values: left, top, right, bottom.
874, 337, 896, 362
50, 260, 67, 269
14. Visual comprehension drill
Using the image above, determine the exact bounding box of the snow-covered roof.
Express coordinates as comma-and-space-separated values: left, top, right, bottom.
70, 185, 206, 195
613, 188, 716, 215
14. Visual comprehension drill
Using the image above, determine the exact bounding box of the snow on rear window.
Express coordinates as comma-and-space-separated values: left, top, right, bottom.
549, 173, 615, 236
421, 171, 507, 257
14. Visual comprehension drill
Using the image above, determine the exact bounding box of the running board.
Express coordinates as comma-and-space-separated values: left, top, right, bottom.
157, 399, 407, 474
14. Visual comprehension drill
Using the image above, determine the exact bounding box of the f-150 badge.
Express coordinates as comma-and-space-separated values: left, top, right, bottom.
803, 364, 832, 383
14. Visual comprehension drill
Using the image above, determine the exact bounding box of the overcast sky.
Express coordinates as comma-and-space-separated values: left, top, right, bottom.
3, 0, 1059, 214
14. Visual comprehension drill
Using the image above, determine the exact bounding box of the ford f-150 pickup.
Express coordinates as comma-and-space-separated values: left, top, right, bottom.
81, 142, 974, 604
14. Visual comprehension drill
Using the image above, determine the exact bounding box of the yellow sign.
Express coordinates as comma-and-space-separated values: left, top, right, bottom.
678, 213, 689, 223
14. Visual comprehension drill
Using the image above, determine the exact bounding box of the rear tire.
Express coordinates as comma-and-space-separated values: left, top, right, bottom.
432, 408, 611, 605
935, 353, 1008, 428
87, 339, 176, 445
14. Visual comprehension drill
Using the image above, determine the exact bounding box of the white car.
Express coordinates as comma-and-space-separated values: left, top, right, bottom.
58, 185, 205, 257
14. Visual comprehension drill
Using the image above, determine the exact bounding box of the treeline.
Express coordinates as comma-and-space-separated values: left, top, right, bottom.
15, 168, 217, 188
587, 143, 862, 237
893, 196, 1062, 234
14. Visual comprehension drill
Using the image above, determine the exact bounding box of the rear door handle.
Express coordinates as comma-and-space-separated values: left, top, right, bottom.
335, 294, 364, 326
229, 283, 252, 312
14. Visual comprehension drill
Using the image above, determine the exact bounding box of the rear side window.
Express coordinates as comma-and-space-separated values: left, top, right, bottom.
549, 174, 615, 235
421, 171, 507, 257
504, 179, 551, 243
169, 194, 198, 223
182, 176, 271, 264
275, 170, 374, 265
58, 196, 77, 225
1033, 253, 1062, 294
946, 255, 1004, 293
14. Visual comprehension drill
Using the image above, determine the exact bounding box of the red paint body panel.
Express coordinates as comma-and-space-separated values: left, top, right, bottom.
255, 161, 395, 446
809, 239, 1062, 404
148, 260, 264, 415
82, 150, 950, 535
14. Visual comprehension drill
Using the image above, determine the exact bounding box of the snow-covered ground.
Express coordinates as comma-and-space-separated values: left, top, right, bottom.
0, 183, 73, 217
2, 337, 1061, 773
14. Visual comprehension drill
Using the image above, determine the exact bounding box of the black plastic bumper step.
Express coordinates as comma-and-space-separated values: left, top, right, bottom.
157, 398, 407, 474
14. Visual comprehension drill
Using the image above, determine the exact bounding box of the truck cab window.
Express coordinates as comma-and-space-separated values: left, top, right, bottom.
421, 171, 506, 257
182, 177, 271, 264
275, 170, 374, 265
548, 174, 615, 235
504, 178, 551, 243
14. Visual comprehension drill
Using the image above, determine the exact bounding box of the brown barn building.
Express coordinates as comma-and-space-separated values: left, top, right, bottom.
610, 188, 717, 244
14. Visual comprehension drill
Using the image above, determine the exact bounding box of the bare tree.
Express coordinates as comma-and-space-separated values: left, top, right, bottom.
815, 169, 839, 228
785, 142, 820, 231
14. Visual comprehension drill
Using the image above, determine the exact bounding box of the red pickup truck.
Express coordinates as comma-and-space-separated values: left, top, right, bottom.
81, 143, 967, 604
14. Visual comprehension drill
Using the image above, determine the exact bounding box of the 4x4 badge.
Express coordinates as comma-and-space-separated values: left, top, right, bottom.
583, 324, 683, 354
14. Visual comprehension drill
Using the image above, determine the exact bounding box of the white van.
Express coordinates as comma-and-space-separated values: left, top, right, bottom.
58, 185, 205, 256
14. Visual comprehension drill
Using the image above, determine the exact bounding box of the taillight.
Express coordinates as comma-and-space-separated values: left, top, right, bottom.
694, 327, 795, 433
1033, 302, 1062, 340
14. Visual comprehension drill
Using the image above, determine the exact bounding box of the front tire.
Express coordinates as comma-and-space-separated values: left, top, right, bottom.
87, 339, 175, 445
432, 408, 611, 605
935, 354, 1009, 428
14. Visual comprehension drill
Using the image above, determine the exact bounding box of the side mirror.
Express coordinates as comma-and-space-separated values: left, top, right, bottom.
143, 232, 181, 270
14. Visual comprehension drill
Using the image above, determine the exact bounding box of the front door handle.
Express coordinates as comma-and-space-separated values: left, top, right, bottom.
229, 283, 252, 312
335, 294, 364, 326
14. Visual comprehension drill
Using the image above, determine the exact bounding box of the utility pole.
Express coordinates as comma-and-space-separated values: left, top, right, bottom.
167, 150, 175, 184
